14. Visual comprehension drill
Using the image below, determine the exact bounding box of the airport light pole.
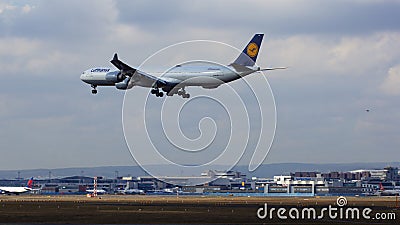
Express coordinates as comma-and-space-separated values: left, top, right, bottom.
93, 177, 98, 197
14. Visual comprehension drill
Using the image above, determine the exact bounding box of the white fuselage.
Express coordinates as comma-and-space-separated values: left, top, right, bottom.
80, 34, 278, 97
80, 64, 256, 90
0, 187, 31, 194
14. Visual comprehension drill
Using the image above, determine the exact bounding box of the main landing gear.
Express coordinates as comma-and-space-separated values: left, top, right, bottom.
151, 87, 190, 99
91, 85, 97, 94
177, 88, 190, 98
151, 88, 164, 97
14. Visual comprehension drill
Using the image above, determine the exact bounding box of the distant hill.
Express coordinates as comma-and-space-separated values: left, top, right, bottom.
0, 162, 399, 179
0, 166, 147, 180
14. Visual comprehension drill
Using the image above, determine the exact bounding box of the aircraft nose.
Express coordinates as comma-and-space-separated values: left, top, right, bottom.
80, 73, 86, 81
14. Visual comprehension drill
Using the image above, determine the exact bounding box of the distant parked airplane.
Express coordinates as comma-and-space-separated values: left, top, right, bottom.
376, 183, 400, 196
86, 189, 106, 194
0, 177, 33, 195
121, 188, 145, 195
80, 34, 285, 98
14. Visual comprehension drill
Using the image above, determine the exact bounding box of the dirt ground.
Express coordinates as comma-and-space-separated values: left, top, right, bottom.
0, 195, 398, 224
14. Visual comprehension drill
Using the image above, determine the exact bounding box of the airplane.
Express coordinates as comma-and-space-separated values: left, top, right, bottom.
86, 189, 107, 194
376, 183, 400, 196
0, 177, 34, 195
80, 34, 285, 98
119, 188, 145, 195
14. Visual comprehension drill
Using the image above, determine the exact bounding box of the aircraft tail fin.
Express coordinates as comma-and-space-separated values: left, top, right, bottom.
379, 182, 385, 191
26, 177, 33, 189
233, 34, 264, 66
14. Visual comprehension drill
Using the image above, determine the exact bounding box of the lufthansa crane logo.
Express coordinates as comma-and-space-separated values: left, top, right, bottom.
247, 42, 258, 58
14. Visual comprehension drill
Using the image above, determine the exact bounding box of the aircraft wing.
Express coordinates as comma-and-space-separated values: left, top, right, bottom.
110, 53, 137, 77
133, 69, 169, 86
110, 53, 180, 88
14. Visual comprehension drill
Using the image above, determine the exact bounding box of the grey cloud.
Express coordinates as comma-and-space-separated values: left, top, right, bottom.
115, 0, 400, 36
0, 0, 399, 171
2, 1, 117, 42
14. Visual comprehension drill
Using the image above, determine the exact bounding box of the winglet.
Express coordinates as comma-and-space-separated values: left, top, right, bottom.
110, 53, 118, 68
110, 53, 121, 69
109, 53, 137, 77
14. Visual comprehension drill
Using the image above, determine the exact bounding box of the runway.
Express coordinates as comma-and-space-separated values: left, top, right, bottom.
0, 195, 398, 224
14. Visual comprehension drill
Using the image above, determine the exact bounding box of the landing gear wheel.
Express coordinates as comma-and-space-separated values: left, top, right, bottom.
91, 85, 97, 94
183, 93, 190, 98
152, 88, 164, 97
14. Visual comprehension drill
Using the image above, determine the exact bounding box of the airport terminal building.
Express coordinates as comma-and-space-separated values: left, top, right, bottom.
1, 167, 399, 197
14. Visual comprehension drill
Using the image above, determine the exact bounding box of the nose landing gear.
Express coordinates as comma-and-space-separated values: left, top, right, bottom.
91, 85, 97, 94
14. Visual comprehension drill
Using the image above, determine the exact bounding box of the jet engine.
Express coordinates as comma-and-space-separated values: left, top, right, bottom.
105, 71, 125, 82
115, 77, 130, 90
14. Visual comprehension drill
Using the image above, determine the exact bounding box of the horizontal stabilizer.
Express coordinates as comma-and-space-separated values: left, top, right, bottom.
230, 63, 255, 73
259, 67, 287, 71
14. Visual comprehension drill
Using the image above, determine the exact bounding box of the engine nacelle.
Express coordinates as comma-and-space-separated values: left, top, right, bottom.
202, 85, 220, 89
105, 71, 124, 82
115, 77, 130, 90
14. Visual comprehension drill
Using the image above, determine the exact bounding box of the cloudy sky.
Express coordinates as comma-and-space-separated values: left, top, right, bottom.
0, 0, 399, 171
